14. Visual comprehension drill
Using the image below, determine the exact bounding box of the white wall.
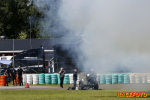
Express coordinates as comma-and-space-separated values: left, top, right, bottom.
0, 56, 12, 60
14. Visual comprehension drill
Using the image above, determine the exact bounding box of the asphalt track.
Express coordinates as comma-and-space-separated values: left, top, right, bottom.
0, 84, 150, 90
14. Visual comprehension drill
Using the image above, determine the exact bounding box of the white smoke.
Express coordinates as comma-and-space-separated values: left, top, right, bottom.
58, 0, 150, 73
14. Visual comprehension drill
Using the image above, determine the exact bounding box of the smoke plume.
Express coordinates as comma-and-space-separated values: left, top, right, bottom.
58, 0, 150, 73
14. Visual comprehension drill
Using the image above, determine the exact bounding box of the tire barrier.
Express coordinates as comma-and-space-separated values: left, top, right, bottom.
63, 74, 69, 84
147, 74, 150, 83
26, 74, 32, 84
100, 74, 105, 84
112, 74, 118, 84
96, 74, 100, 84
32, 74, 39, 85
1, 73, 149, 86
0, 76, 6, 86
135, 74, 142, 83
57, 74, 60, 84
129, 74, 135, 83
69, 74, 74, 84
106, 74, 112, 84
23, 74, 27, 84
118, 74, 124, 84
124, 74, 129, 84
77, 76, 80, 84
51, 74, 57, 84
39, 74, 45, 84
142, 74, 147, 83
45, 74, 51, 84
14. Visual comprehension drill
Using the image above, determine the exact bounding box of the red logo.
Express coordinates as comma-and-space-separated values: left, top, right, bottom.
117, 92, 147, 97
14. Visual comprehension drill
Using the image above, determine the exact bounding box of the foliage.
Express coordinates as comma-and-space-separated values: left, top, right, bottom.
0, 0, 42, 39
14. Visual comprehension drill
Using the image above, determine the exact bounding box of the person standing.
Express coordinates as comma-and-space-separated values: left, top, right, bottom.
4, 69, 9, 86
10, 69, 17, 86
17, 66, 23, 86
89, 69, 96, 83
59, 68, 66, 88
73, 69, 78, 88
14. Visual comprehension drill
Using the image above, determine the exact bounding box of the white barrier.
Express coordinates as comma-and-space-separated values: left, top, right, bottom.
32, 74, 39, 85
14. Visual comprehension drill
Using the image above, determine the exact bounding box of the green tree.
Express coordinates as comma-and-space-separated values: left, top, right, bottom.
0, 0, 42, 39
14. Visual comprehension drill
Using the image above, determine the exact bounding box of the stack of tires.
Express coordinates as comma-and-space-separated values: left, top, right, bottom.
77, 76, 80, 84
39, 74, 45, 84
135, 74, 141, 83
118, 74, 124, 84
23, 74, 27, 84
124, 74, 129, 84
45, 74, 51, 84
51, 74, 57, 84
26, 74, 32, 84
105, 74, 112, 84
57, 74, 60, 84
112, 74, 118, 84
96, 74, 100, 84
69, 74, 74, 84
100, 74, 105, 84
32, 74, 39, 85
0, 76, 6, 86
147, 74, 150, 83
63, 74, 69, 84
129, 74, 135, 83
142, 74, 147, 83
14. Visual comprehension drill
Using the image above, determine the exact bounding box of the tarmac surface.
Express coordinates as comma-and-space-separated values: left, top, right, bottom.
0, 84, 150, 90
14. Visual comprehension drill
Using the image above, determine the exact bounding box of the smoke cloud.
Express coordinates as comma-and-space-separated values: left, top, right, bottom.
58, 0, 150, 73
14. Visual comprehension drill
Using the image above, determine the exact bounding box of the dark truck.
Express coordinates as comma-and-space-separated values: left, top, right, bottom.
11, 46, 45, 73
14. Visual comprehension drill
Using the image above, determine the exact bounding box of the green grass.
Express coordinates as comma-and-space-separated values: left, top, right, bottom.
0, 88, 150, 100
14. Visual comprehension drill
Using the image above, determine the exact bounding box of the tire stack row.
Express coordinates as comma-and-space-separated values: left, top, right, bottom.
99, 74, 105, 84
69, 74, 74, 84
124, 74, 129, 84
39, 74, 45, 84
45, 74, 51, 84
63, 74, 69, 84
51, 74, 57, 84
105, 74, 112, 84
23, 74, 27, 84
32, 74, 39, 85
26, 74, 32, 84
57, 74, 60, 84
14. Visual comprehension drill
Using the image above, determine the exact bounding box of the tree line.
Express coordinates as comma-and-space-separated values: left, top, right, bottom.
0, 0, 67, 39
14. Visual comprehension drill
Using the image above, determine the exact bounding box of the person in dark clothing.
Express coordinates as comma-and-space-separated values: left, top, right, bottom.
59, 67, 66, 88
73, 69, 78, 88
10, 69, 17, 86
17, 66, 23, 86
4, 69, 9, 86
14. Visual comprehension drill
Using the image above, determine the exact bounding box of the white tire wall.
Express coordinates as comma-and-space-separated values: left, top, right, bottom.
142, 74, 147, 83
23, 74, 27, 84
32, 74, 39, 85
135, 74, 141, 83
129, 74, 135, 83
69, 74, 73, 84
147, 74, 150, 83
26, 74, 32, 84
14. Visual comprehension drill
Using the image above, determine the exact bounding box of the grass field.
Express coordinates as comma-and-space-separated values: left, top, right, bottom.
0, 88, 150, 100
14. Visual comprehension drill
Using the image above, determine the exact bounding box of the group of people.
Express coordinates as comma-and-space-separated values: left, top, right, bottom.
4, 66, 23, 86
4, 65, 95, 88
59, 67, 78, 88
